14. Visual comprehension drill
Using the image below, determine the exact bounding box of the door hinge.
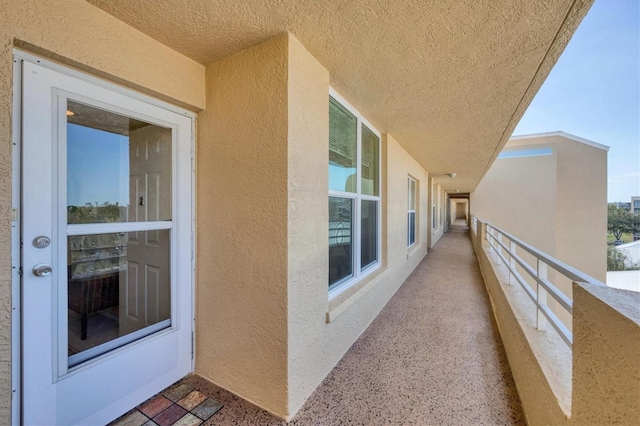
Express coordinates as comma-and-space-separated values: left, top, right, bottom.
191, 331, 194, 360
18, 267, 23, 277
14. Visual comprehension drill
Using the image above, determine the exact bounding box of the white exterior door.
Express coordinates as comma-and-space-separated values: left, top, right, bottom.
21, 60, 194, 425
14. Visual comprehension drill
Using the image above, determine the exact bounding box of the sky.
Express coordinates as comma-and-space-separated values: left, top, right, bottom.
513, 0, 639, 202
67, 123, 129, 207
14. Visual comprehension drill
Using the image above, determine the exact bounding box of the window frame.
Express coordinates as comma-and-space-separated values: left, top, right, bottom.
328, 88, 382, 295
407, 176, 417, 247
432, 183, 437, 230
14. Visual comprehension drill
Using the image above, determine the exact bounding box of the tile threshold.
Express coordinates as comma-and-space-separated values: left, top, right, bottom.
109, 380, 223, 426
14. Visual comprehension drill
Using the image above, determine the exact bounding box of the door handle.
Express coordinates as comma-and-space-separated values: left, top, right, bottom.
33, 264, 53, 277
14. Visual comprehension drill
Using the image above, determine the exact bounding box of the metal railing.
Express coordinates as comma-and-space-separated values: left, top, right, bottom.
478, 219, 604, 348
471, 215, 478, 234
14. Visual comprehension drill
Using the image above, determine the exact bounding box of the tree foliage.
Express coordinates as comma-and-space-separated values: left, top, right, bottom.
68, 201, 123, 224
607, 205, 635, 241
607, 245, 640, 271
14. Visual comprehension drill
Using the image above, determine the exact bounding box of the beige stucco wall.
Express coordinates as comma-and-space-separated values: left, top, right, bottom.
555, 139, 607, 283
288, 129, 430, 416
471, 135, 607, 326
471, 142, 558, 255
471, 135, 606, 281
196, 34, 431, 419
285, 35, 331, 415
572, 283, 640, 424
0, 1, 205, 422
196, 34, 290, 418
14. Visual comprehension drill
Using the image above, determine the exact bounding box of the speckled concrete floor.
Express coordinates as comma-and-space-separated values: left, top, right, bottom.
181, 230, 524, 425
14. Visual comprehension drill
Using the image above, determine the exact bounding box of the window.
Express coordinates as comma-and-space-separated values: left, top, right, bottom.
432, 183, 437, 230
408, 177, 416, 247
432, 205, 436, 230
329, 94, 381, 291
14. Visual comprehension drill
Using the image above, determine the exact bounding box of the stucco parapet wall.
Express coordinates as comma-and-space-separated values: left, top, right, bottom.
470, 220, 571, 424
327, 268, 391, 323
574, 282, 640, 324
572, 282, 640, 424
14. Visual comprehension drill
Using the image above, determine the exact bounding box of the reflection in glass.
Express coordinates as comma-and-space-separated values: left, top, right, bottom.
329, 197, 353, 288
361, 200, 378, 269
66, 100, 172, 224
408, 212, 416, 246
329, 98, 357, 192
361, 125, 379, 196
67, 231, 170, 362
409, 178, 416, 210
408, 178, 416, 246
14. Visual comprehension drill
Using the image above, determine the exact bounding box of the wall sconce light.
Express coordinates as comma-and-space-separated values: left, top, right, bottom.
448, 173, 456, 179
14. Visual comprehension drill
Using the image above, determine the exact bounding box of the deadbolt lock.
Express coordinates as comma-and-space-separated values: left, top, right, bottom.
33, 236, 50, 248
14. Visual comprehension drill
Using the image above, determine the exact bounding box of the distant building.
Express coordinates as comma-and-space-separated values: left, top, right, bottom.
632, 197, 640, 214
606, 270, 640, 292
606, 233, 640, 293
610, 201, 631, 210
632, 196, 640, 241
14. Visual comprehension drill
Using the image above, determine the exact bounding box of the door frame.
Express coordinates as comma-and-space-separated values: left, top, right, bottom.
11, 50, 197, 425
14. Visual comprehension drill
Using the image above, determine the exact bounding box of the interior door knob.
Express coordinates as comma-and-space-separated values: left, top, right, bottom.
33, 264, 52, 277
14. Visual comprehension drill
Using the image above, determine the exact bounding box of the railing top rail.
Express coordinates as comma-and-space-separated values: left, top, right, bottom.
485, 222, 605, 287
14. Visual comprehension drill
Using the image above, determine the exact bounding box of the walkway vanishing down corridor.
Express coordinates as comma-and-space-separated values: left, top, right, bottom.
114, 230, 525, 425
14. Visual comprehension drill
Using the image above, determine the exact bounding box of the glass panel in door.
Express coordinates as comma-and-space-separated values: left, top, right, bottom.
66, 99, 172, 224
65, 100, 173, 365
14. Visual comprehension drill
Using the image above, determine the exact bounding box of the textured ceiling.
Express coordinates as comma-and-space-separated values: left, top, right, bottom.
85, 0, 591, 193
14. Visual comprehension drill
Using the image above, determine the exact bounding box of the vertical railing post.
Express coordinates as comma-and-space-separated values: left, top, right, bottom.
497, 232, 503, 258
537, 259, 548, 330
508, 240, 516, 285
487, 226, 494, 252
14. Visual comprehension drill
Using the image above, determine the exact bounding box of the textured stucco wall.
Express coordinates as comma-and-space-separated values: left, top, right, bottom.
556, 140, 607, 283
470, 143, 558, 255
470, 135, 607, 327
572, 283, 640, 424
87, 0, 595, 195
285, 35, 331, 415
195, 34, 290, 418
286, 80, 430, 413
1, 1, 205, 110
288, 132, 429, 417
196, 34, 431, 419
0, 1, 205, 422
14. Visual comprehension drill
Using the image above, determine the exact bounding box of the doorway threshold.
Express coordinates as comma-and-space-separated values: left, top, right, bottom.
109, 376, 223, 426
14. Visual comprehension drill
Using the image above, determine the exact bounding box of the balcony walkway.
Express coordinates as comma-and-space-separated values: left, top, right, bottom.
114, 229, 524, 425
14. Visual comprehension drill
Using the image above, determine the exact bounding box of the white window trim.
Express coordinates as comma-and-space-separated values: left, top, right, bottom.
329, 88, 382, 298
408, 176, 417, 248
